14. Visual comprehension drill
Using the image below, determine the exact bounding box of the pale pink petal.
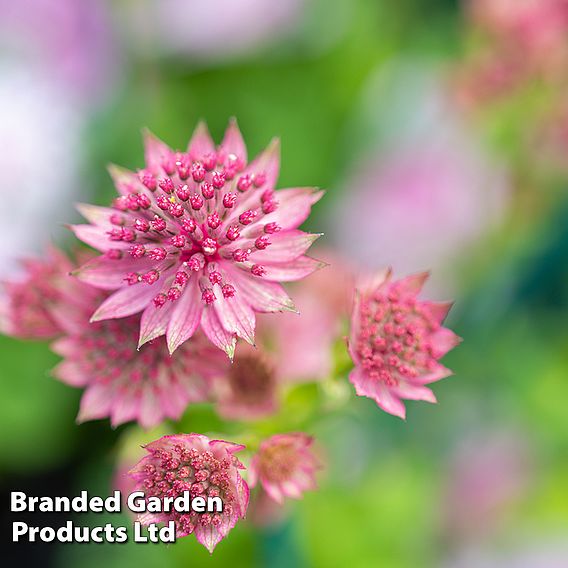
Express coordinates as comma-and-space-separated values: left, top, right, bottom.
393, 382, 437, 403
187, 121, 215, 159
90, 284, 158, 322
139, 300, 175, 346
263, 481, 285, 504
230, 268, 296, 313
52, 361, 90, 387
77, 384, 114, 423
251, 230, 321, 263
395, 271, 430, 295
74, 256, 157, 290
166, 278, 203, 353
138, 387, 164, 429
107, 164, 144, 196
416, 363, 454, 384
76, 203, 117, 227
423, 300, 454, 324
349, 368, 407, 419
201, 305, 236, 359
214, 280, 256, 345
219, 117, 247, 163
261, 256, 326, 282
110, 388, 140, 427
430, 327, 462, 357
263, 187, 324, 229
143, 129, 173, 173
195, 524, 225, 554
70, 224, 129, 252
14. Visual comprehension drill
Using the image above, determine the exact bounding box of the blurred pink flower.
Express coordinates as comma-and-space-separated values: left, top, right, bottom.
268, 249, 353, 382
332, 111, 509, 293
72, 120, 323, 357
52, 318, 223, 429
467, 0, 568, 59
442, 431, 532, 541
1, 246, 226, 428
0, 247, 79, 339
213, 341, 278, 420
249, 432, 320, 504
348, 270, 460, 419
121, 0, 305, 63
129, 433, 249, 552
455, 0, 568, 107
0, 0, 117, 102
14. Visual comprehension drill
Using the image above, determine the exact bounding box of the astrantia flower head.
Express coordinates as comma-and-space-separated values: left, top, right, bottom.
0, 247, 86, 339
214, 342, 278, 420
249, 433, 320, 504
348, 269, 461, 419
72, 119, 324, 357
129, 433, 249, 553
53, 316, 224, 429
3, 245, 226, 429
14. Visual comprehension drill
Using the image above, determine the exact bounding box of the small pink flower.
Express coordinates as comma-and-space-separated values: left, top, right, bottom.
213, 342, 278, 420
128, 433, 249, 553
468, 0, 568, 57
72, 119, 323, 357
2, 246, 226, 428
348, 269, 461, 419
53, 317, 224, 429
249, 433, 320, 504
0, 247, 85, 339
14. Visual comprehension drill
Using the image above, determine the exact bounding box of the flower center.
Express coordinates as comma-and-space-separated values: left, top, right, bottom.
104, 148, 283, 308
140, 445, 237, 536
357, 288, 439, 386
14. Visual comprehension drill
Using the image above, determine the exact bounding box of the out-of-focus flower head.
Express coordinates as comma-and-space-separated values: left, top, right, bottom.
455, 0, 568, 108
72, 120, 323, 358
129, 433, 249, 552
0, 247, 85, 339
1, 246, 227, 428
53, 318, 224, 429
119, 0, 306, 64
441, 430, 532, 541
249, 432, 320, 504
0, 0, 118, 103
348, 270, 461, 419
467, 0, 568, 60
268, 248, 354, 383
213, 341, 278, 420
333, 64, 510, 295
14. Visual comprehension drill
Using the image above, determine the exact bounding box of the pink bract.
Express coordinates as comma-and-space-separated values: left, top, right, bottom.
71, 120, 324, 358
128, 433, 249, 553
348, 269, 461, 419
249, 432, 320, 504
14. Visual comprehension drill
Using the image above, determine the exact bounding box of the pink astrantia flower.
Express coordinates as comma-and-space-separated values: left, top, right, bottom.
128, 433, 249, 553
348, 269, 461, 419
0, 247, 83, 339
72, 119, 324, 358
213, 342, 278, 420
2, 246, 226, 428
52, 316, 224, 429
249, 433, 320, 504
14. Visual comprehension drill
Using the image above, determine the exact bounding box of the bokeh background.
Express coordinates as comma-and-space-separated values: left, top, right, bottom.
2, 0, 568, 566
